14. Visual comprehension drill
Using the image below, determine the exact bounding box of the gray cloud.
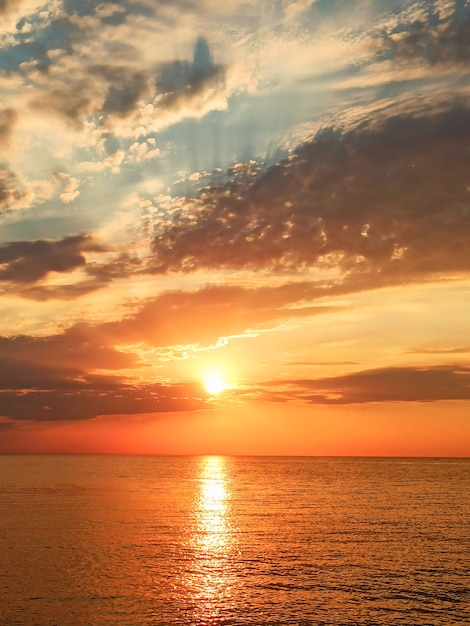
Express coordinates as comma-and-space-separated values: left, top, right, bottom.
0, 381, 207, 421
148, 104, 470, 290
260, 365, 470, 404
0, 234, 107, 283
89, 64, 149, 117
0, 163, 29, 214
30, 80, 96, 126
12, 279, 110, 301
156, 37, 226, 113
383, 8, 470, 66
0, 331, 138, 376
0, 108, 16, 144
28, 34, 225, 131
0, 0, 25, 17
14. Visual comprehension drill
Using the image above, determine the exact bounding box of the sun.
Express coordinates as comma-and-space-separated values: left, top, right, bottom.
203, 373, 227, 395
199, 361, 234, 396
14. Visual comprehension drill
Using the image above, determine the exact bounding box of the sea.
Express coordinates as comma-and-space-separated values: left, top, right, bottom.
0, 455, 469, 626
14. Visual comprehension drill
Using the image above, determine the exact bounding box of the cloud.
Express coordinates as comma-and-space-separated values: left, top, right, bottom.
11, 279, 111, 301
405, 346, 470, 355
287, 361, 359, 366
0, 380, 207, 421
0, 334, 204, 420
89, 64, 149, 117
1, 281, 340, 365
147, 103, 470, 291
260, 365, 470, 404
383, 8, 470, 66
101, 282, 342, 348
0, 234, 106, 284
29, 80, 97, 126
0, 0, 45, 23
0, 280, 344, 421
0, 166, 81, 216
0, 163, 32, 214
0, 0, 18, 15
156, 37, 226, 106
0, 108, 16, 145
24, 30, 229, 140
285, 0, 319, 22
0, 330, 138, 375
150, 36, 228, 130
59, 176, 80, 204
11, 360, 470, 421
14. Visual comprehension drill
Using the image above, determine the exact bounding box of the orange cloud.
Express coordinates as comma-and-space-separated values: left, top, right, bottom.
0, 281, 344, 421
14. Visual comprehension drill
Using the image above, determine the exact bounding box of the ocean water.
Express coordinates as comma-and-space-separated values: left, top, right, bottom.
0, 456, 469, 625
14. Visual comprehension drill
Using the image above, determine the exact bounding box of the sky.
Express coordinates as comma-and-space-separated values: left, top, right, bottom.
0, 0, 469, 456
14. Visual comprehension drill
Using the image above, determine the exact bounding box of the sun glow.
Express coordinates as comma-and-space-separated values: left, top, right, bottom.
198, 360, 235, 396
203, 373, 227, 395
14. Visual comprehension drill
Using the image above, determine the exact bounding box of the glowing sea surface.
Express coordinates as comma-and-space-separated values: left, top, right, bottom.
0, 456, 469, 625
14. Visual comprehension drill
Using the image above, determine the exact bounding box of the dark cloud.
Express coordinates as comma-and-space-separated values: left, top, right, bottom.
0, 0, 24, 17
156, 37, 226, 112
0, 358, 91, 390
30, 64, 151, 126
30, 81, 95, 125
260, 365, 470, 404
0, 336, 207, 421
89, 64, 149, 117
13, 279, 110, 301
0, 108, 16, 144
0, 366, 470, 421
27, 36, 222, 128
0, 234, 107, 283
63, 0, 151, 21
0, 163, 29, 214
148, 104, 470, 289
0, 330, 138, 375
383, 8, 470, 65
86, 251, 143, 281
24, 19, 151, 124
0, 381, 207, 421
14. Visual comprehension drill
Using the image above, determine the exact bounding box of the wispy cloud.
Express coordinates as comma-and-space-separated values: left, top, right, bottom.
406, 346, 470, 355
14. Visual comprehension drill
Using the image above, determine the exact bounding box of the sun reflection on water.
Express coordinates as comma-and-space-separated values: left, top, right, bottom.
185, 456, 237, 621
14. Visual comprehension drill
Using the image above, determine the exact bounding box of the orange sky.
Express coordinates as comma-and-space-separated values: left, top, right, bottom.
0, 0, 469, 456
1, 401, 469, 457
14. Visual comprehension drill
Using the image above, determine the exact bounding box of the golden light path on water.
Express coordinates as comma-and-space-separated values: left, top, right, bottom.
185, 456, 237, 622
